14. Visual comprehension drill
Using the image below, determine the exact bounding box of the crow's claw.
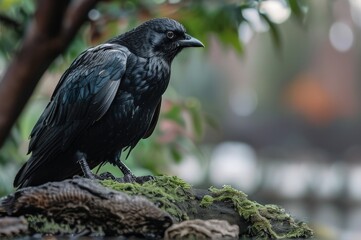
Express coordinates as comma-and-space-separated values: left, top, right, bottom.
98, 171, 117, 180
114, 174, 154, 184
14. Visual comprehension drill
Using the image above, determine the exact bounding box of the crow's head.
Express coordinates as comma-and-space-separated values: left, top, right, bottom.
111, 18, 204, 62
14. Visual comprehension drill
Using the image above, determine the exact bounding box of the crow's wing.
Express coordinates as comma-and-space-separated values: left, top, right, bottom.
30, 44, 129, 151
14, 44, 129, 187
142, 97, 161, 139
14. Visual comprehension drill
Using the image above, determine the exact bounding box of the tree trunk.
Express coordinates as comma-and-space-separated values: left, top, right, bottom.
0, 0, 98, 147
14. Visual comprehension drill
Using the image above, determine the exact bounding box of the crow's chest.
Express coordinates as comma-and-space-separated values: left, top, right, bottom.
121, 57, 171, 101
85, 95, 155, 150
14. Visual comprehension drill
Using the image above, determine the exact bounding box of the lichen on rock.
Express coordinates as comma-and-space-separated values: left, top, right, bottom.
200, 185, 313, 239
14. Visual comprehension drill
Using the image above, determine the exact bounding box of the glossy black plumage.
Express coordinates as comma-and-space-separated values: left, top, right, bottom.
14, 18, 203, 188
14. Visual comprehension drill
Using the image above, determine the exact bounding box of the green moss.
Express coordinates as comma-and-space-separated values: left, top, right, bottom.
26, 215, 104, 236
26, 215, 76, 235
101, 175, 194, 221
201, 185, 313, 239
199, 194, 214, 207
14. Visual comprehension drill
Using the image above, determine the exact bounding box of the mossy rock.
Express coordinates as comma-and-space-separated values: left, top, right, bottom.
1, 175, 313, 239
200, 185, 313, 239
101, 175, 195, 221
103, 176, 313, 239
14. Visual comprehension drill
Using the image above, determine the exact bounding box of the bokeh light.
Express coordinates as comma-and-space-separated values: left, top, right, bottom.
209, 142, 260, 192
259, 0, 291, 24
329, 21, 354, 52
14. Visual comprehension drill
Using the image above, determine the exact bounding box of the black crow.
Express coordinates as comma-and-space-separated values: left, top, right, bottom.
14, 18, 203, 188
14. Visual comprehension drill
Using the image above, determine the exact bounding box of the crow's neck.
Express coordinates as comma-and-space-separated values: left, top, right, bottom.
107, 29, 152, 58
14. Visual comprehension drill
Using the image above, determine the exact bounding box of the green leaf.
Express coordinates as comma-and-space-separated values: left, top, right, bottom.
169, 145, 182, 163
288, 0, 306, 22
163, 103, 184, 125
259, 12, 282, 49
186, 100, 204, 140
204, 114, 220, 131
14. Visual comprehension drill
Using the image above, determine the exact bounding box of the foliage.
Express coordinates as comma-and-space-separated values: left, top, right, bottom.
0, 0, 33, 56
0, 0, 308, 195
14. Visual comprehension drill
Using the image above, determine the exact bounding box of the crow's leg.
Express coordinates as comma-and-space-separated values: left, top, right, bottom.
115, 161, 154, 184
115, 161, 136, 181
97, 161, 133, 181
76, 151, 96, 180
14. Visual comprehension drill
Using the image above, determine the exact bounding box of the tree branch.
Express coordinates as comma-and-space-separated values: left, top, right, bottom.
34, 0, 70, 37
0, 0, 99, 148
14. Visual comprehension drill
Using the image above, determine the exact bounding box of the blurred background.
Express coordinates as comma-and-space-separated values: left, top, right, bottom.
1, 0, 360, 239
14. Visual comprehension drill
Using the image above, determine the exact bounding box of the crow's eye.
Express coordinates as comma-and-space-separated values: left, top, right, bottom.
166, 31, 175, 39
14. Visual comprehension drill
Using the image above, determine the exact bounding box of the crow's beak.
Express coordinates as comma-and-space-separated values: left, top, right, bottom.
178, 34, 204, 48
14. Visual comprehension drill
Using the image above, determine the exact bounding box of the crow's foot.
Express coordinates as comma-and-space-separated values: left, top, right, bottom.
86, 171, 154, 184
98, 173, 154, 184
134, 175, 155, 184
73, 172, 107, 181
114, 160, 154, 183
98, 171, 117, 180
119, 174, 154, 184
